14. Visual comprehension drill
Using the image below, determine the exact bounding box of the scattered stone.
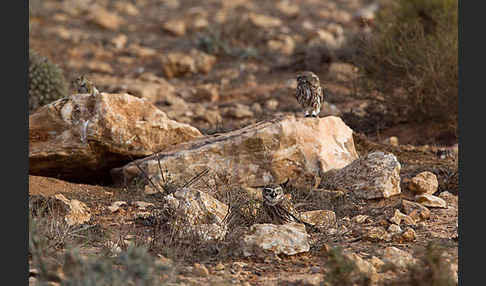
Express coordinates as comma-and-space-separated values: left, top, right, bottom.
387, 224, 402, 233
401, 199, 431, 221
276, 0, 300, 17
250, 102, 263, 114
382, 247, 415, 269
409, 171, 439, 195
193, 106, 222, 125
190, 14, 209, 30
108, 201, 127, 213
53, 194, 91, 226
155, 255, 173, 267
364, 226, 391, 242
88, 8, 124, 31
264, 99, 279, 111
113, 115, 359, 188
126, 43, 157, 58
319, 151, 401, 199
267, 35, 295, 55
398, 227, 417, 242
344, 253, 379, 283
224, 103, 254, 119
415, 194, 447, 208
191, 49, 217, 74
29, 93, 202, 182
133, 201, 155, 210
194, 84, 219, 102
214, 263, 225, 271
248, 13, 282, 29
328, 62, 359, 82
66, 59, 114, 74
369, 256, 385, 272
352, 214, 372, 224
192, 263, 209, 277
383, 136, 399, 147
114, 2, 139, 16
163, 19, 186, 36
158, 189, 229, 241
160, 49, 216, 78
111, 34, 128, 49
241, 223, 310, 258
388, 209, 415, 226
300, 210, 336, 227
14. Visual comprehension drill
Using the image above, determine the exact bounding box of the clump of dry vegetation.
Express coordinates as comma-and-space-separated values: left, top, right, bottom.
321, 246, 372, 286
387, 242, 457, 286
353, 0, 458, 136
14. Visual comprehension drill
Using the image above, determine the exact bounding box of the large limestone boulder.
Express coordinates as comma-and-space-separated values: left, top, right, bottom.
319, 151, 401, 199
241, 223, 310, 258
29, 93, 202, 182
111, 115, 359, 188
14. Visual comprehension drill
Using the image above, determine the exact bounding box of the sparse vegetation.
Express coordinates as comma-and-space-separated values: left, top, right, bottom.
387, 242, 457, 286
353, 0, 458, 136
321, 246, 372, 286
29, 49, 69, 112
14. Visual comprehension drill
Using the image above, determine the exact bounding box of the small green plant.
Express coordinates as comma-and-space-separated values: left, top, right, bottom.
353, 0, 458, 135
29, 49, 68, 112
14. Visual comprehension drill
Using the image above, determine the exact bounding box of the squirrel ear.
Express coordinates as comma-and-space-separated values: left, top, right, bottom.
280, 178, 290, 188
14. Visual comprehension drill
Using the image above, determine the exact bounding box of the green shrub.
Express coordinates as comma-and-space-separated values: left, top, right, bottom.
29, 49, 68, 112
353, 0, 458, 134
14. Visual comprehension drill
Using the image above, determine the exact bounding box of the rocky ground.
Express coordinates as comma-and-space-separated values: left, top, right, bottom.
29, 0, 459, 285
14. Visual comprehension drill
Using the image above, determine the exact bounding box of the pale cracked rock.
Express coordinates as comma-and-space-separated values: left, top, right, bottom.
398, 227, 417, 242
224, 103, 254, 119
161, 189, 229, 241
192, 263, 209, 277
30, 194, 91, 226
193, 84, 219, 102
112, 115, 359, 188
29, 93, 202, 182
160, 49, 216, 78
241, 223, 310, 258
108, 201, 127, 213
54, 194, 91, 226
88, 8, 124, 31
163, 19, 186, 36
401, 199, 431, 221
409, 171, 439, 195
382, 247, 416, 269
364, 226, 391, 242
388, 209, 415, 226
387, 224, 402, 233
319, 151, 401, 199
300, 210, 336, 227
415, 194, 447, 208
344, 253, 379, 283
352, 214, 372, 224
248, 13, 282, 29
